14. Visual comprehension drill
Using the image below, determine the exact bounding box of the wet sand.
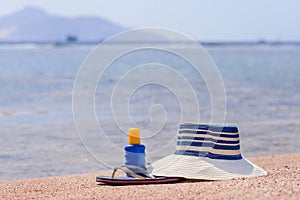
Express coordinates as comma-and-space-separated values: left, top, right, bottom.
1, 153, 299, 199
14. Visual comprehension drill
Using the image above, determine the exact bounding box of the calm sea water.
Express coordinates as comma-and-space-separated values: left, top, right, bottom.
1, 44, 300, 180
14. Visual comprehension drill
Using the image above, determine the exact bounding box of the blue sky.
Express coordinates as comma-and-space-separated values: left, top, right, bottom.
0, 0, 300, 40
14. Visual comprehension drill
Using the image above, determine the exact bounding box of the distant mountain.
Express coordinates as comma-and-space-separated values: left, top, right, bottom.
0, 7, 125, 42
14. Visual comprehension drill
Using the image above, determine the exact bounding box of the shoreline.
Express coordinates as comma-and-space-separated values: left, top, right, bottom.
1, 153, 299, 199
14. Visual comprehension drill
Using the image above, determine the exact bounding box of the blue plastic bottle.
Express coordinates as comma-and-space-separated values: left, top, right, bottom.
124, 128, 146, 177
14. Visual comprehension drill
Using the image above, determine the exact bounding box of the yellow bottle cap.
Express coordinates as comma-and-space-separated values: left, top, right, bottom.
128, 128, 140, 145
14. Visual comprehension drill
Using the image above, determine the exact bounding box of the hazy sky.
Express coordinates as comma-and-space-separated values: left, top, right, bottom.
0, 0, 300, 40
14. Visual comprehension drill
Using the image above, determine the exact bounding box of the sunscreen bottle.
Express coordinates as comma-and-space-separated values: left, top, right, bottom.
124, 128, 146, 177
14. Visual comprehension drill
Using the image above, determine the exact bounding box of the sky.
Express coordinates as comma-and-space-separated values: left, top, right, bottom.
0, 0, 300, 41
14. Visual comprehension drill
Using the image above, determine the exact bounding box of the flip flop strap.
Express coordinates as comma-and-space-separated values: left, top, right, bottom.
112, 165, 154, 179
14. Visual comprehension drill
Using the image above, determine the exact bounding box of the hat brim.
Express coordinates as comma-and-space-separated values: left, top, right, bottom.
152, 154, 267, 180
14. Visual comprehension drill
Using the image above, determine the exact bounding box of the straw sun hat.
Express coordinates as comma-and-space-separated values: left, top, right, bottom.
152, 123, 267, 180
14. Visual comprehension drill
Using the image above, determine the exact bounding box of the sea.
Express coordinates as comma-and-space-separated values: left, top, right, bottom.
1, 43, 300, 181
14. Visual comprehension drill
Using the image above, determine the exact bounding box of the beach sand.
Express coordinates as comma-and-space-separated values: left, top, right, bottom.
1, 153, 299, 199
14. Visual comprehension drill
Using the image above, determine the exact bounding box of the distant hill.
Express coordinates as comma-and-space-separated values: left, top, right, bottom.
0, 7, 125, 42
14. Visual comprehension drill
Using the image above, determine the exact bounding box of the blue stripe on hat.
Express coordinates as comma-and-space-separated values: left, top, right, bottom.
177, 141, 240, 150
178, 130, 239, 138
175, 150, 242, 160
177, 136, 240, 144
179, 124, 238, 133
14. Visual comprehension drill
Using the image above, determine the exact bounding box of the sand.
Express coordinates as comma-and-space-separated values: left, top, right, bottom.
1, 153, 299, 200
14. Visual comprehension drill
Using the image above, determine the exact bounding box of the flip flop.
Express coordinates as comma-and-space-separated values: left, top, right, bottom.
96, 164, 182, 185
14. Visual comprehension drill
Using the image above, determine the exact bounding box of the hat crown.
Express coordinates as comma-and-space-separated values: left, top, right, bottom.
175, 123, 242, 160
